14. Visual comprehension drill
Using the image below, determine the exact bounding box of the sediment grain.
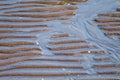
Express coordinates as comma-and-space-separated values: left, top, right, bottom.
0, 18, 44, 22
0, 47, 41, 53
5, 5, 77, 13
99, 13, 120, 17
0, 30, 22, 33
117, 8, 120, 11
80, 77, 120, 80
105, 32, 120, 36
55, 49, 105, 55
94, 63, 120, 68
49, 39, 86, 44
93, 56, 110, 60
100, 27, 120, 31
51, 33, 69, 38
48, 45, 94, 50
98, 23, 120, 27
0, 35, 37, 39
97, 70, 120, 74
0, 41, 36, 46
0, 57, 85, 66
30, 29, 50, 32
0, 29, 49, 33
0, 52, 41, 59
94, 18, 120, 22
0, 24, 47, 28
0, 71, 88, 76
0, 64, 83, 71
4, 11, 76, 18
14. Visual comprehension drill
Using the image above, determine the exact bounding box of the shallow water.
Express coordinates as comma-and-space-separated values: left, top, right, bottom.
0, 0, 120, 80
